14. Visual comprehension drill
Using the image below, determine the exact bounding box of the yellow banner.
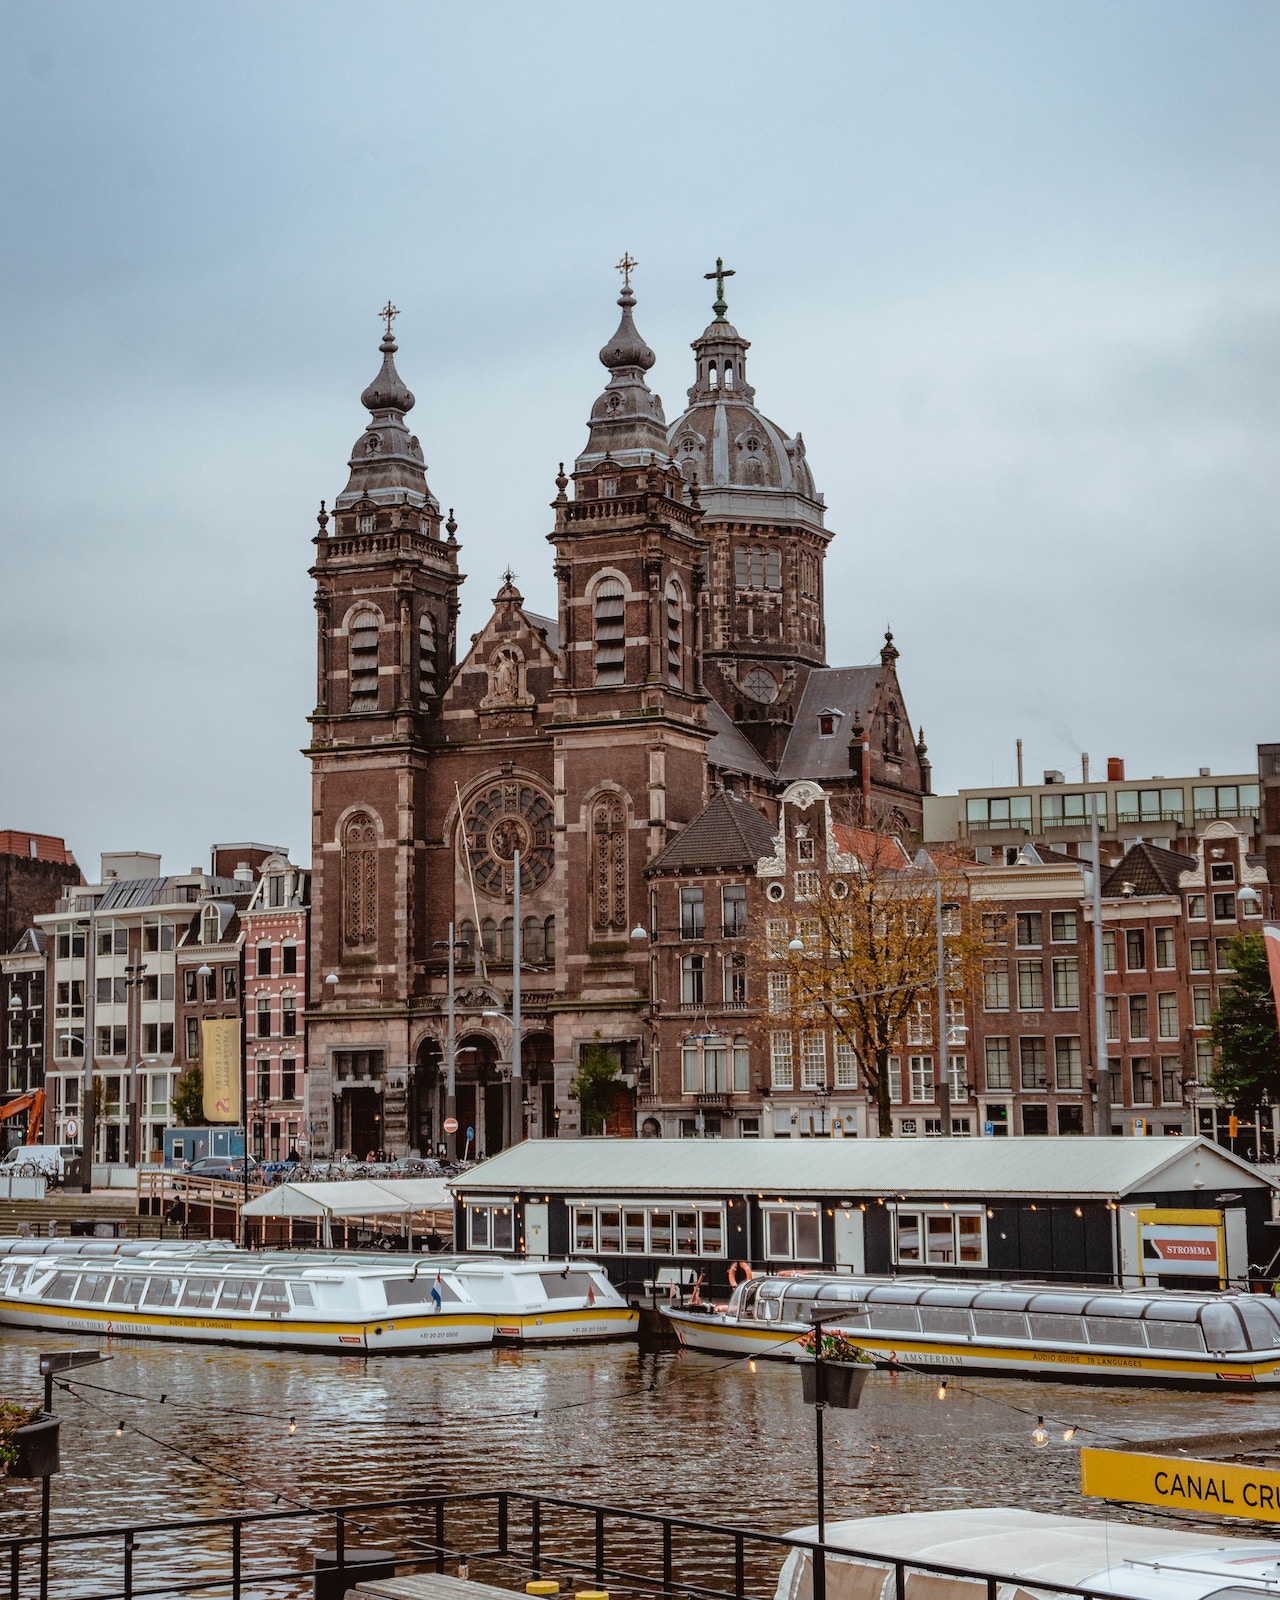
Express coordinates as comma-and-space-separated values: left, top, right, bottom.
1082, 1447, 1280, 1521
201, 1018, 241, 1123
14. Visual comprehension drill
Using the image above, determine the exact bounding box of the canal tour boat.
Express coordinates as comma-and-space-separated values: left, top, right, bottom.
664, 1272, 1280, 1388
0, 1240, 634, 1351
775, 1507, 1280, 1600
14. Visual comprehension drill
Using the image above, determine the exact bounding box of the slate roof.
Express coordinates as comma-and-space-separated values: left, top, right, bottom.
704, 697, 775, 781
646, 790, 778, 875
523, 610, 560, 653
1102, 840, 1191, 898
776, 665, 881, 781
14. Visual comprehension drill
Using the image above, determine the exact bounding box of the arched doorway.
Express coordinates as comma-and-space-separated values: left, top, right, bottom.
455, 1031, 501, 1158
411, 1036, 444, 1156
522, 1031, 556, 1139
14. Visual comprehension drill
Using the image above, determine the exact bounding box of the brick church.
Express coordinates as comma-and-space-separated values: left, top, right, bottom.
305, 264, 930, 1156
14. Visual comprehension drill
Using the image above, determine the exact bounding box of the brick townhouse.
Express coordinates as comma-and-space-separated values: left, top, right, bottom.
240, 855, 311, 1160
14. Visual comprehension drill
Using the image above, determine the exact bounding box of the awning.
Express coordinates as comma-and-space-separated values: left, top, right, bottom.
240, 1177, 453, 1220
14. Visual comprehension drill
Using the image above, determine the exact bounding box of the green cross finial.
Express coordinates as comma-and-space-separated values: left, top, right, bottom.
704, 256, 735, 322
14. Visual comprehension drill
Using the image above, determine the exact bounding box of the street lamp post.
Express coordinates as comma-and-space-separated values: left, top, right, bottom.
511, 847, 522, 1147
122, 960, 147, 1168
35, 1348, 109, 1600
935, 880, 951, 1138
77, 904, 98, 1193
432, 928, 469, 1162
1090, 792, 1112, 1136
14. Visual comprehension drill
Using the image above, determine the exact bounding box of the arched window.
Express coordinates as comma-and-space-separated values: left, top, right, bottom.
734, 548, 749, 590
593, 578, 626, 686
349, 610, 380, 710
749, 547, 765, 589
708, 362, 718, 390
765, 548, 782, 591
201, 904, 221, 945
341, 812, 378, 952
522, 916, 544, 963
458, 919, 476, 958
666, 582, 683, 686
723, 362, 734, 390
480, 918, 498, 958
418, 612, 437, 701
591, 797, 628, 932
500, 917, 515, 962
543, 915, 556, 961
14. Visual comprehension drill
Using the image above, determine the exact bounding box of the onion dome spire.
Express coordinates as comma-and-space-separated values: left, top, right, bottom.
335, 302, 437, 514
576, 256, 669, 471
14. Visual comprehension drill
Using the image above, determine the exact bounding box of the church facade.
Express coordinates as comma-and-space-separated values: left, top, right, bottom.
305, 270, 929, 1156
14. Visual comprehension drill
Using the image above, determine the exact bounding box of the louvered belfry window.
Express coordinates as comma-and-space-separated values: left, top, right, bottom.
349, 611, 380, 709
593, 578, 625, 685
418, 611, 436, 701
342, 812, 378, 952
666, 584, 683, 686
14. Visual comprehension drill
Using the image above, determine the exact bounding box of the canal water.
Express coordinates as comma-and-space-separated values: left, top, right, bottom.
2, 1328, 1278, 1595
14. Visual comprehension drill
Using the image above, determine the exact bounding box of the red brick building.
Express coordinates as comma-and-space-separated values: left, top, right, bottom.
305, 276, 930, 1154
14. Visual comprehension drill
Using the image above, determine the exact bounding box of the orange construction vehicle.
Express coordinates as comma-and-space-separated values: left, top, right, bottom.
0, 1088, 46, 1144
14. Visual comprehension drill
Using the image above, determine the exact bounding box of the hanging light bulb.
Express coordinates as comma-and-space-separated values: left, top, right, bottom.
115, 1420, 126, 1437
1062, 1425, 1077, 1442
936, 1380, 948, 1400
288, 1417, 297, 1435
1032, 1417, 1049, 1447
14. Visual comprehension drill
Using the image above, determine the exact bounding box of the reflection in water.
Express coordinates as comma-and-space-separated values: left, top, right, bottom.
2, 1328, 1276, 1592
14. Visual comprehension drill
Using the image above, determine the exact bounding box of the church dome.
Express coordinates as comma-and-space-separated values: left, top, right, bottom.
335, 321, 436, 513
360, 330, 416, 414
598, 284, 656, 373
666, 293, 818, 501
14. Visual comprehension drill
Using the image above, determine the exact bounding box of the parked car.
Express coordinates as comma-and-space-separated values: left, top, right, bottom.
184, 1155, 259, 1180
0, 1145, 82, 1181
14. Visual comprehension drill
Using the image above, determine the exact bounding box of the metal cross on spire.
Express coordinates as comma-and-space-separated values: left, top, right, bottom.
379, 300, 400, 338
615, 252, 637, 292
704, 256, 735, 322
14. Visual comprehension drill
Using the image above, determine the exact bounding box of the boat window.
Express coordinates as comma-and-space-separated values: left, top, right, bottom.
756, 1283, 783, 1322
1236, 1300, 1280, 1351
143, 1277, 181, 1308
782, 1286, 819, 1323
74, 1274, 111, 1304
1140, 1299, 1201, 1321
181, 1279, 220, 1309
0, 1266, 12, 1292
256, 1281, 289, 1312
624, 1211, 647, 1253
674, 1211, 698, 1255
109, 1276, 148, 1308
919, 1306, 972, 1337
1083, 1297, 1144, 1318
539, 1271, 597, 1300
866, 1286, 925, 1304
1028, 1313, 1086, 1343
649, 1211, 672, 1254
1026, 1294, 1091, 1316
817, 1282, 868, 1303
598, 1209, 622, 1253
700, 1210, 724, 1256
385, 1275, 457, 1305
573, 1208, 596, 1253
41, 1272, 79, 1300
972, 1310, 1028, 1340
1201, 1303, 1248, 1352
1085, 1318, 1148, 1348
289, 1282, 316, 1308
217, 1279, 256, 1312
1145, 1320, 1207, 1352
868, 1304, 921, 1332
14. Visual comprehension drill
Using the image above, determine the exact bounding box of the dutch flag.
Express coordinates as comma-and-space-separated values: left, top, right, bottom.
430, 1273, 443, 1310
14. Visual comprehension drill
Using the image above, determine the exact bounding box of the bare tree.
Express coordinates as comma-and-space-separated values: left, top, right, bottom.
756, 811, 986, 1137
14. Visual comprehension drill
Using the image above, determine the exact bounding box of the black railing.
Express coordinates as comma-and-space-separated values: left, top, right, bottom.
2, 1487, 1128, 1600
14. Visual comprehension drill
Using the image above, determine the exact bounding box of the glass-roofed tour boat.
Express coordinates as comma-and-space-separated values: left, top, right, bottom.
664, 1272, 1280, 1387
0, 1240, 634, 1352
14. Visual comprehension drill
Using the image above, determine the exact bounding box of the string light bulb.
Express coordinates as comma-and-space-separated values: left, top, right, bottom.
1062, 1425, 1077, 1442
115, 1420, 126, 1437
1032, 1417, 1049, 1447
288, 1417, 297, 1435
936, 1380, 948, 1400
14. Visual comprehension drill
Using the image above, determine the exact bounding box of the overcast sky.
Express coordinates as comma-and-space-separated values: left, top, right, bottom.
2, 2, 1277, 878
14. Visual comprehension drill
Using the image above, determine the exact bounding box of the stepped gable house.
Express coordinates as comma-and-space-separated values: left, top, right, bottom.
305, 269, 928, 1155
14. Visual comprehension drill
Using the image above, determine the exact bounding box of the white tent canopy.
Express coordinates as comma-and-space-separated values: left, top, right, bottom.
241, 1177, 453, 1221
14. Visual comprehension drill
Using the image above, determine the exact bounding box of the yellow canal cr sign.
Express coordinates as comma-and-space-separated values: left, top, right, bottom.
1082, 1447, 1280, 1521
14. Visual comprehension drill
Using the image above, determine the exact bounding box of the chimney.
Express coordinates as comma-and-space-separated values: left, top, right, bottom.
234, 863, 254, 885
1107, 757, 1125, 782
1081, 753, 1090, 782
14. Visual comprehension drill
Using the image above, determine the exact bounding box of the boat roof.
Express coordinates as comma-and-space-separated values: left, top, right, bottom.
756, 1274, 1269, 1315
785, 1509, 1280, 1593
451, 1136, 1271, 1201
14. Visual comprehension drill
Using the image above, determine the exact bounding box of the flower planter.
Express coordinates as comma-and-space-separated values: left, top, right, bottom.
799, 1359, 868, 1409
7, 1414, 60, 1479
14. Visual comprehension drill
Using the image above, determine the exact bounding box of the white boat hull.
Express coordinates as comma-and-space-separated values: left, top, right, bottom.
491, 1306, 639, 1343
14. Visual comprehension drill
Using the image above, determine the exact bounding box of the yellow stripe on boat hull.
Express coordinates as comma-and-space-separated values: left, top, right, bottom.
491, 1306, 639, 1343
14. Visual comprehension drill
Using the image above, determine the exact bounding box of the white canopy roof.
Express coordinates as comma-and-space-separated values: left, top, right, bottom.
240, 1177, 452, 1219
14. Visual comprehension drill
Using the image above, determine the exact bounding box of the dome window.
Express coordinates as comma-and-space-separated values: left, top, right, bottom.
708, 362, 718, 390
723, 362, 734, 390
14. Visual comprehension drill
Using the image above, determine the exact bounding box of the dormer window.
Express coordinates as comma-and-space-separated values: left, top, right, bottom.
601, 476, 618, 498
201, 905, 221, 945
359, 514, 374, 534
818, 710, 842, 738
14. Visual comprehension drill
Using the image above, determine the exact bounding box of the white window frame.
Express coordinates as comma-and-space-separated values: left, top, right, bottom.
890, 1204, 986, 1268
760, 1203, 822, 1262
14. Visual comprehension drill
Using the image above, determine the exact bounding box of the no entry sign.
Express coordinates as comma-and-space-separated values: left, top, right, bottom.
443, 1117, 459, 1135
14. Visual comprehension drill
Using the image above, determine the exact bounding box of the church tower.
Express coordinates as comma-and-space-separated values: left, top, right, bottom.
667, 262, 831, 767
305, 307, 463, 1158
546, 263, 713, 1113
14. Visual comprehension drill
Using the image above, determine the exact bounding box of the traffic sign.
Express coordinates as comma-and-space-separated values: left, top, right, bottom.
65, 1118, 79, 1141
443, 1117, 458, 1135
466, 1126, 474, 1141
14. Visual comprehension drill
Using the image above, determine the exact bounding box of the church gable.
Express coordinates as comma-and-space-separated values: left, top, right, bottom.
441, 575, 558, 735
